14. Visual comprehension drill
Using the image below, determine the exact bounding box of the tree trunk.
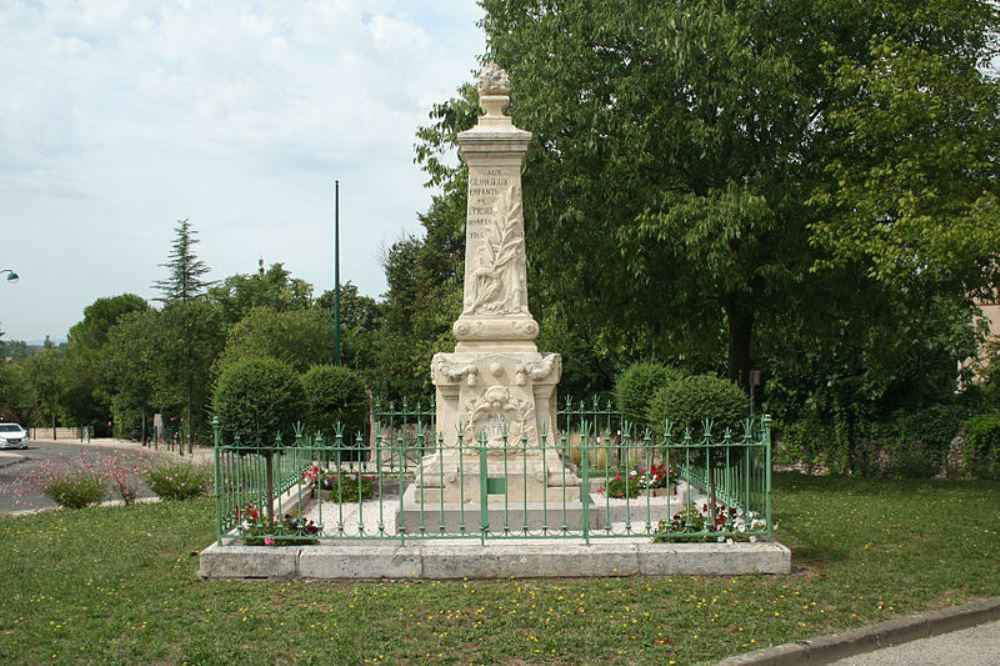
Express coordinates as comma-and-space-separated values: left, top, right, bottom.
724, 301, 754, 392
141, 406, 147, 446
186, 375, 193, 456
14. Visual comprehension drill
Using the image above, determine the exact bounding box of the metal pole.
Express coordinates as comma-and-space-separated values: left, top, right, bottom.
334, 180, 341, 365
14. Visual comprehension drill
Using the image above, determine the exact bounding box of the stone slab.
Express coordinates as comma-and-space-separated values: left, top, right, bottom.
199, 539, 792, 580
299, 545, 421, 579
637, 542, 791, 576
198, 543, 299, 579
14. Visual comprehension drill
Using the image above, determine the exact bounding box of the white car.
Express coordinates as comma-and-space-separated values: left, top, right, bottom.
0, 423, 29, 449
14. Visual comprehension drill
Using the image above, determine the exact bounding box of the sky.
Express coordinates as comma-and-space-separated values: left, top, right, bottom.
0, 0, 485, 344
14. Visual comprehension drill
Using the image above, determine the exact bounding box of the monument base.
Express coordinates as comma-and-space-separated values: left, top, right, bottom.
397, 483, 599, 534
411, 447, 581, 502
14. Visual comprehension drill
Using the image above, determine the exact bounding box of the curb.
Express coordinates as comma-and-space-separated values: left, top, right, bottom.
0, 453, 25, 469
198, 540, 793, 580
717, 596, 1000, 665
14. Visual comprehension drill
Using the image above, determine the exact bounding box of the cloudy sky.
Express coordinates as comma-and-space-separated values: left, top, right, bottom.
1, 1, 485, 343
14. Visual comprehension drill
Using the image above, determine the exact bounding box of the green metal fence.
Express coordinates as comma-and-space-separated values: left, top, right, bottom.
212, 405, 772, 547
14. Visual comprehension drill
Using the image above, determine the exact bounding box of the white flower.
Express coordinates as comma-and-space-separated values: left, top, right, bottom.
726, 538, 734, 544
749, 536, 757, 543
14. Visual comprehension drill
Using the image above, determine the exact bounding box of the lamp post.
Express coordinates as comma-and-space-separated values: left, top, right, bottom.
334, 181, 341, 365
2, 269, 18, 284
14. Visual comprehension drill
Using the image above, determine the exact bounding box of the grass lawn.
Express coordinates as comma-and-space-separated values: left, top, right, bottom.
1, 473, 998, 665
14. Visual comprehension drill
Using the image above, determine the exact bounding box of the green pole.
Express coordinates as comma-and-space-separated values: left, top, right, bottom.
334, 180, 341, 365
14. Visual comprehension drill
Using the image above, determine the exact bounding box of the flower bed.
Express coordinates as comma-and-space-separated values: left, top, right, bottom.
654, 502, 766, 543
236, 503, 321, 546
303, 464, 379, 502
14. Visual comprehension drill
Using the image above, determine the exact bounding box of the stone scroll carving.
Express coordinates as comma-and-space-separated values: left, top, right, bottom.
464, 184, 529, 317
431, 356, 478, 385
515, 353, 561, 386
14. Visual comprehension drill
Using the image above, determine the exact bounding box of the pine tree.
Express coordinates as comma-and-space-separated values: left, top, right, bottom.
153, 218, 217, 452
153, 218, 214, 302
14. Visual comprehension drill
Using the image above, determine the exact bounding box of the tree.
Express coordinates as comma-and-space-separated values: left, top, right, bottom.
315, 282, 383, 332
153, 218, 214, 303
214, 306, 333, 375
809, 2, 1000, 294
22, 347, 64, 435
469, 0, 1000, 393
208, 260, 313, 326
105, 309, 162, 443
153, 218, 217, 451
0, 362, 35, 424
60, 294, 149, 435
213, 357, 305, 524
301, 364, 367, 441
156, 299, 226, 450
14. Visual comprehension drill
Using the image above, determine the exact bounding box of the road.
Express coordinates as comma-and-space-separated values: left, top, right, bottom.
831, 620, 1000, 665
0, 439, 164, 513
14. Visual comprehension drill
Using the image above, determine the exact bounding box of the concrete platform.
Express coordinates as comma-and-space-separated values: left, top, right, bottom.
198, 539, 791, 580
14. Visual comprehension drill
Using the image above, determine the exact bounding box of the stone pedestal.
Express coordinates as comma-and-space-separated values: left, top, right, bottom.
406, 63, 580, 513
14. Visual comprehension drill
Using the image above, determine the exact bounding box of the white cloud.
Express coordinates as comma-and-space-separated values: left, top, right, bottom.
0, 0, 484, 342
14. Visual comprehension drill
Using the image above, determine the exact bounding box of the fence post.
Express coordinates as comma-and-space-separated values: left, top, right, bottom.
763, 414, 773, 539
212, 416, 223, 545
581, 421, 590, 544
479, 432, 489, 545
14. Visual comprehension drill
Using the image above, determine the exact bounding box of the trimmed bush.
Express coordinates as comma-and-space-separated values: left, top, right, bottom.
213, 356, 306, 444
301, 364, 367, 439
145, 461, 212, 500
962, 411, 1000, 479
647, 374, 748, 434
615, 362, 687, 428
44, 474, 106, 509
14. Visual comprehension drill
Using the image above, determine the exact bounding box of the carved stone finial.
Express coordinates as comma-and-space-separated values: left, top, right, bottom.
477, 62, 510, 96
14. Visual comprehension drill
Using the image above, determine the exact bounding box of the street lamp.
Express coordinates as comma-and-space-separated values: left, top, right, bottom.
1, 269, 18, 284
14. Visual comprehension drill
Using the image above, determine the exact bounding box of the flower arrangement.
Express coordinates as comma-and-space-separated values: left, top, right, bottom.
302, 465, 379, 502
653, 502, 767, 543
237, 502, 322, 546
596, 472, 640, 499
633, 464, 673, 490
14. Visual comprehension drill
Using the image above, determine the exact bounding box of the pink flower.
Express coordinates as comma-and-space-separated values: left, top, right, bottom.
263, 537, 275, 546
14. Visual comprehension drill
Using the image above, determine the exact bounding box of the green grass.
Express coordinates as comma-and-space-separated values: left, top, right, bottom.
1, 473, 998, 665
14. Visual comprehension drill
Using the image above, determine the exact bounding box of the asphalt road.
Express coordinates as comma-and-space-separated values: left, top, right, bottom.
0, 440, 160, 513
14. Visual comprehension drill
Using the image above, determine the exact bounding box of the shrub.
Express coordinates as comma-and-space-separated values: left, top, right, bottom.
961, 411, 1000, 479
647, 374, 748, 434
43, 474, 106, 509
879, 403, 971, 478
615, 362, 686, 428
320, 472, 378, 502
599, 472, 640, 499
301, 364, 367, 440
145, 461, 211, 500
774, 417, 831, 471
213, 356, 306, 444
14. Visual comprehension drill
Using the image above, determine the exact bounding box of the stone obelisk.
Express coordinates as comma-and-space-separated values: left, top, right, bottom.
405, 63, 581, 514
